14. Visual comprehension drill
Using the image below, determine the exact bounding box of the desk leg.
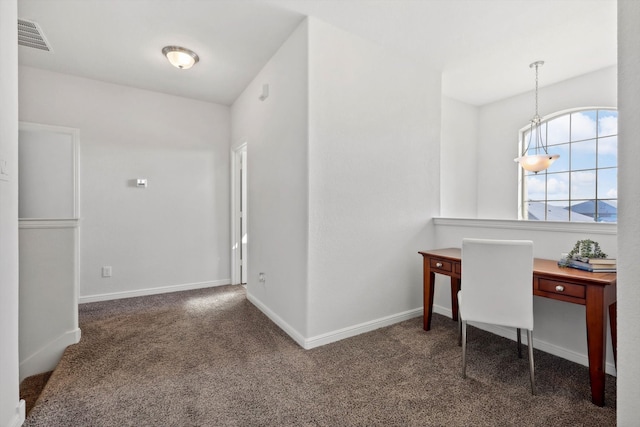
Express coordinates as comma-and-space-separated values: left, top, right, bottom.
423, 257, 435, 331
585, 286, 608, 407
609, 301, 617, 365
450, 277, 461, 322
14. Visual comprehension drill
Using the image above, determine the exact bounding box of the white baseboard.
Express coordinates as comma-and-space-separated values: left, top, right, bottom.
433, 304, 617, 377
19, 328, 81, 383
9, 400, 25, 427
247, 292, 423, 350
246, 292, 307, 348
304, 308, 423, 349
79, 279, 231, 304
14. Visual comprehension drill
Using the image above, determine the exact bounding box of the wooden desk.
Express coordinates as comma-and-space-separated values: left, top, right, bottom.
419, 248, 616, 407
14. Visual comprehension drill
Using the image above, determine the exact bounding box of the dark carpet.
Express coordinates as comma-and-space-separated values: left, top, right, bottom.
24, 285, 615, 426
20, 371, 52, 415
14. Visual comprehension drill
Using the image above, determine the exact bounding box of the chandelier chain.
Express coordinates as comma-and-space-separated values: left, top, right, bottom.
535, 63, 539, 120
515, 60, 559, 173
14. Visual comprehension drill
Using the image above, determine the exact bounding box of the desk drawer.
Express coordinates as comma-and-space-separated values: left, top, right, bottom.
430, 258, 453, 274
537, 278, 585, 299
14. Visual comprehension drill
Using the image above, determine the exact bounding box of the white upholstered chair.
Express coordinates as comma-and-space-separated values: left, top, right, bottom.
458, 238, 536, 394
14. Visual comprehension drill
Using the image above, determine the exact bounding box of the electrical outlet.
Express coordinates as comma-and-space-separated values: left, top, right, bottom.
102, 266, 112, 278
258, 273, 266, 283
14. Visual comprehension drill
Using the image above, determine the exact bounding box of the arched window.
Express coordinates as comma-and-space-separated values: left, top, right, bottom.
518, 108, 618, 222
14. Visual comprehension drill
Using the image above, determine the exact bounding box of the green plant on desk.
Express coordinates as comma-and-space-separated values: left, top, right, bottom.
566, 239, 608, 261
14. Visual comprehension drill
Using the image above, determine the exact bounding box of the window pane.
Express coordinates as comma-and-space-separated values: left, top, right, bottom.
522, 122, 547, 156
571, 139, 597, 170
571, 111, 597, 141
570, 200, 597, 222
546, 172, 569, 200
524, 174, 546, 200
547, 114, 570, 145
547, 201, 570, 221
598, 136, 617, 168
597, 167, 617, 199
597, 199, 617, 223
571, 170, 596, 199
526, 201, 549, 221
547, 143, 569, 172
598, 110, 618, 137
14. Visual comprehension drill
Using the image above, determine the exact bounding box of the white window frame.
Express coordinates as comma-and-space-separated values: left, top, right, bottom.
517, 106, 618, 222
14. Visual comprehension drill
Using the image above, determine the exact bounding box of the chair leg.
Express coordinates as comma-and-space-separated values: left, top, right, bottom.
457, 292, 462, 346
457, 309, 462, 346
527, 329, 536, 395
517, 328, 522, 359
461, 320, 468, 378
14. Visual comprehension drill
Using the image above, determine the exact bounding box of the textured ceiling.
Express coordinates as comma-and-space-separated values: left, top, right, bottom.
18, 0, 617, 106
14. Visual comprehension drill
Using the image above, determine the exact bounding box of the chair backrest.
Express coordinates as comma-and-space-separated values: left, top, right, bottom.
461, 238, 534, 330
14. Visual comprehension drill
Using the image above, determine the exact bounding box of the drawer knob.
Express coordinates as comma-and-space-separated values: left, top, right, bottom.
555, 285, 565, 292
436, 262, 443, 268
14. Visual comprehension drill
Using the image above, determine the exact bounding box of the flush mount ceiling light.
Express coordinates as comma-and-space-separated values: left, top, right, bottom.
514, 61, 559, 173
162, 46, 199, 70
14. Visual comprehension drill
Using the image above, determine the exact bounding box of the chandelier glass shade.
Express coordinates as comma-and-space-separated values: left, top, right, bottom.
515, 152, 560, 173
514, 61, 559, 173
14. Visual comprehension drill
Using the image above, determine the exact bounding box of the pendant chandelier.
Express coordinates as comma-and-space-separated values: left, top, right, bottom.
514, 61, 559, 173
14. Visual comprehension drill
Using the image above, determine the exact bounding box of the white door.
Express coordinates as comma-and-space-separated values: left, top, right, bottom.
232, 144, 247, 285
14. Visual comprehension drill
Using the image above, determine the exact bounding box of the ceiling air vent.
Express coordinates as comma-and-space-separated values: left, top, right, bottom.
18, 19, 53, 52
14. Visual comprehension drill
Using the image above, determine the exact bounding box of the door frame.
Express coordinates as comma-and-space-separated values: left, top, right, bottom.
230, 142, 247, 285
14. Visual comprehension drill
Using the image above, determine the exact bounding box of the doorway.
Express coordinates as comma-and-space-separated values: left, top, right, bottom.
231, 143, 247, 285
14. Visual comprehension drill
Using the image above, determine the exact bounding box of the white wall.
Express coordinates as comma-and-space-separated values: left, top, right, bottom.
617, 0, 640, 423
231, 20, 310, 340
475, 66, 617, 219
19, 223, 80, 382
18, 67, 231, 301
306, 18, 440, 340
18, 125, 77, 219
0, 0, 25, 425
440, 97, 478, 217
232, 18, 441, 347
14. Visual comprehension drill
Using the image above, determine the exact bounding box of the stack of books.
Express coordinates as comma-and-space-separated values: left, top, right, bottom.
563, 257, 617, 273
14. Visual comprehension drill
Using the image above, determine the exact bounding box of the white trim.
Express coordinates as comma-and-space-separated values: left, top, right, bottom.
246, 292, 307, 348
19, 328, 81, 382
247, 291, 423, 350
73, 225, 80, 328
304, 308, 423, 350
230, 142, 247, 285
18, 218, 79, 229
79, 279, 231, 303
8, 401, 25, 427
433, 303, 617, 376
434, 217, 617, 235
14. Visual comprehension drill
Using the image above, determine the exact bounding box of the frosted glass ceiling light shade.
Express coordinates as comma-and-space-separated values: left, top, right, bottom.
162, 46, 199, 70
517, 153, 560, 173
514, 61, 559, 173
